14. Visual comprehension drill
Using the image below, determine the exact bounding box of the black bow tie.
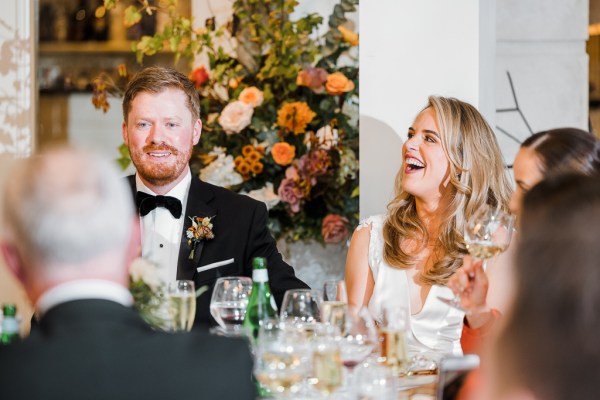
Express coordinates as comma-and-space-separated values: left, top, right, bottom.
135, 191, 182, 219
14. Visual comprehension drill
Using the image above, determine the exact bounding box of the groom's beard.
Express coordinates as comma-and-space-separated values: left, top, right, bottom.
131, 143, 192, 187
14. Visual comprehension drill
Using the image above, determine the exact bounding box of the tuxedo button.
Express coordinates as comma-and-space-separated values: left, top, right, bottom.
159, 244, 164, 248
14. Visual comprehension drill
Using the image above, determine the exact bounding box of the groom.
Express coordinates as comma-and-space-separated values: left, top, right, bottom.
121, 66, 309, 328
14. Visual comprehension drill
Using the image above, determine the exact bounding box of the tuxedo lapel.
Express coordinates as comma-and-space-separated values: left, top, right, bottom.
177, 177, 216, 280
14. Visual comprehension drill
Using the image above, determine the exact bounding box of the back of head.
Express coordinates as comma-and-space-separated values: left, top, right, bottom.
2, 146, 133, 267
494, 174, 600, 400
122, 66, 200, 122
521, 128, 600, 177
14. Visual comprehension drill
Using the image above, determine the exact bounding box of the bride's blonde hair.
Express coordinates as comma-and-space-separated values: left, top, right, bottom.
383, 96, 513, 285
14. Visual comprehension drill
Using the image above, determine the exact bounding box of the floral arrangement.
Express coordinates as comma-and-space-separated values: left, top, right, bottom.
129, 257, 207, 330
129, 257, 172, 330
97, 0, 359, 243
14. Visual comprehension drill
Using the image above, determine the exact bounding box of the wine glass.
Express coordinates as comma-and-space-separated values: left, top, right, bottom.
280, 289, 322, 336
168, 280, 196, 332
321, 280, 348, 334
438, 205, 515, 311
311, 324, 343, 396
379, 305, 410, 373
209, 276, 252, 334
338, 307, 378, 391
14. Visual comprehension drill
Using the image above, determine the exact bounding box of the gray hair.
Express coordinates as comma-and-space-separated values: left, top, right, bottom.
2, 147, 133, 265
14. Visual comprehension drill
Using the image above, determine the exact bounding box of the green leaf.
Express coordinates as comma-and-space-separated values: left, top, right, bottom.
124, 5, 142, 28
351, 186, 360, 198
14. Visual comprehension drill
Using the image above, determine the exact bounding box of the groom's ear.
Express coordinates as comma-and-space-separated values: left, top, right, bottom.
0, 241, 26, 284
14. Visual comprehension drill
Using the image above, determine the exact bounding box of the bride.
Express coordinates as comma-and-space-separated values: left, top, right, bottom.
345, 95, 513, 355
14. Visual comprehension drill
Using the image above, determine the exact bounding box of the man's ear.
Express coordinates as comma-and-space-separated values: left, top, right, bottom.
0, 242, 25, 284
192, 119, 202, 145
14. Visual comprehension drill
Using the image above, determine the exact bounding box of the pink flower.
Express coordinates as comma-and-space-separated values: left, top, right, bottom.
296, 67, 328, 94
321, 214, 349, 244
278, 178, 304, 213
218, 100, 254, 134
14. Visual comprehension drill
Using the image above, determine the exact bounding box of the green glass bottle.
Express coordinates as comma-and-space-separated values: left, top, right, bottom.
1, 304, 20, 345
243, 257, 278, 339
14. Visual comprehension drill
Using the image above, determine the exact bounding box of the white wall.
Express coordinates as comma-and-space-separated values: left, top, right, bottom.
495, 0, 589, 164
360, 0, 495, 218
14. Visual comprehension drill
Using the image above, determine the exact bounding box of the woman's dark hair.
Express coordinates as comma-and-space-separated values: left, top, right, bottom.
494, 174, 600, 400
521, 128, 600, 177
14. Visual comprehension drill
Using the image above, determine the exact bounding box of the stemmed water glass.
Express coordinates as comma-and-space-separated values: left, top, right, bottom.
209, 276, 253, 334
338, 307, 378, 391
321, 280, 348, 334
438, 205, 515, 311
254, 320, 311, 398
280, 289, 322, 336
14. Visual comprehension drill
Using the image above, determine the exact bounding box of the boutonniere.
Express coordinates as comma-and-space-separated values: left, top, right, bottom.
186, 216, 215, 259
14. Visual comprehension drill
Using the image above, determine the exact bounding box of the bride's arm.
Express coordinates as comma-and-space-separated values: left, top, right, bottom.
345, 226, 375, 309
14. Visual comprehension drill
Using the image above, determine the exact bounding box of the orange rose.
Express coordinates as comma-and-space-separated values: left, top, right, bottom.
276, 102, 316, 134
325, 72, 355, 95
338, 25, 359, 46
189, 66, 209, 89
239, 86, 264, 107
271, 142, 296, 166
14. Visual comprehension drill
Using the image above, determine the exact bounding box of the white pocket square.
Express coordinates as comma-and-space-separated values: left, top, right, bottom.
196, 258, 235, 273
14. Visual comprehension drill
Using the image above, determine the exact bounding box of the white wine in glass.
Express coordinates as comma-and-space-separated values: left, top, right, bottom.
438, 205, 515, 310
169, 280, 196, 332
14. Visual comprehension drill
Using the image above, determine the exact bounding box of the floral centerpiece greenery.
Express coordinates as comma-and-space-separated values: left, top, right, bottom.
129, 257, 207, 330
97, 0, 359, 243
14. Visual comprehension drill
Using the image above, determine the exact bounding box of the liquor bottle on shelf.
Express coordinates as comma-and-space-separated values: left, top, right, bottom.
90, 0, 109, 41
0, 304, 20, 346
243, 257, 278, 339
69, 0, 92, 41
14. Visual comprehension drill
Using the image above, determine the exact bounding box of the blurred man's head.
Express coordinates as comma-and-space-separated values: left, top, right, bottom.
490, 174, 600, 400
0, 147, 136, 302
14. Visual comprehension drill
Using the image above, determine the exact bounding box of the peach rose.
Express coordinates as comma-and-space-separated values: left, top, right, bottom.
321, 214, 350, 244
218, 100, 254, 134
271, 142, 296, 166
338, 25, 359, 46
189, 66, 209, 89
277, 102, 316, 134
239, 86, 264, 107
325, 72, 355, 96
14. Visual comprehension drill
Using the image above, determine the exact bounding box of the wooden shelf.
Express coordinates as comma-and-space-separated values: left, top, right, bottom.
39, 41, 136, 54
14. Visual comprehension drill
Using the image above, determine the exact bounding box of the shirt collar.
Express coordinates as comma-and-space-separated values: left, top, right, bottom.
35, 280, 134, 317
135, 167, 192, 204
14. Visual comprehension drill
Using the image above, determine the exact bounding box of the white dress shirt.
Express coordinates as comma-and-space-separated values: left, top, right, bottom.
36, 280, 133, 317
136, 168, 191, 285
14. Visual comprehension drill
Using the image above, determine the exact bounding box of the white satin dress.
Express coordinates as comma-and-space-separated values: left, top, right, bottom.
358, 215, 464, 356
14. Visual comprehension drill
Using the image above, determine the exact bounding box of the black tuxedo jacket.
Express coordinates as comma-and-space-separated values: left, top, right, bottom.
128, 175, 309, 327
0, 299, 256, 400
